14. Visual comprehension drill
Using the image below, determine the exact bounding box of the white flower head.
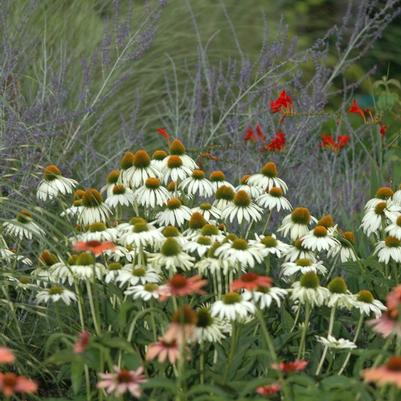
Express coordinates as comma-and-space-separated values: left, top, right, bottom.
162, 155, 193, 184
316, 335, 356, 350
326, 277, 354, 309
290, 272, 329, 307
37, 164, 77, 201
166, 139, 198, 169
105, 184, 136, 208
101, 169, 121, 198
191, 202, 221, 221
281, 258, 326, 278
209, 170, 235, 192
364, 187, 395, 210
375, 236, 401, 264
36, 285, 77, 305
211, 292, 255, 321
117, 265, 160, 287
278, 207, 317, 241
195, 305, 230, 343
125, 283, 160, 302
327, 231, 357, 262
134, 177, 170, 208
251, 233, 289, 258
3, 210, 45, 240
120, 219, 163, 248
155, 198, 192, 227
179, 169, 214, 198
352, 290, 387, 318
301, 225, 339, 252
243, 287, 287, 309
77, 189, 111, 226
385, 214, 401, 240
235, 175, 263, 199
221, 190, 263, 225
247, 162, 288, 193
361, 200, 401, 237
77, 222, 118, 243
256, 186, 292, 212
283, 238, 316, 262
212, 185, 235, 211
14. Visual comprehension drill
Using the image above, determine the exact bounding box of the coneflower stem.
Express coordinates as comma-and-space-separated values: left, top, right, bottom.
297, 303, 311, 359
338, 313, 364, 375
316, 304, 337, 375
86, 280, 101, 336
325, 254, 339, 283
200, 341, 205, 384
261, 211, 272, 234
223, 322, 238, 383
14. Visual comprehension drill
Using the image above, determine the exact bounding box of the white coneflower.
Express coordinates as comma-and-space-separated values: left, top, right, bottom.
301, 225, 339, 252
222, 190, 263, 225
278, 207, 316, 241
162, 155, 193, 184
78, 189, 111, 226
105, 184, 135, 209
103, 244, 137, 263
385, 215, 401, 240
166, 138, 198, 169
215, 238, 263, 269
247, 162, 288, 193
179, 169, 214, 198
196, 242, 235, 277
101, 169, 121, 198
199, 223, 226, 243
151, 149, 168, 171
61, 189, 85, 219
252, 234, 289, 258
36, 285, 77, 305
327, 231, 357, 262
184, 236, 213, 258
290, 272, 330, 307
393, 184, 401, 205
235, 175, 262, 199
365, 187, 394, 210
281, 258, 326, 278
134, 177, 170, 208
242, 286, 287, 309
116, 265, 160, 287
375, 236, 401, 264
165, 181, 183, 198
195, 305, 230, 343
54, 253, 105, 285
256, 186, 292, 212
211, 292, 255, 321
0, 248, 32, 266
7, 275, 36, 291
120, 219, 163, 248
104, 262, 123, 284
316, 336, 356, 350
182, 212, 208, 240
31, 249, 60, 283
155, 198, 191, 227
37, 164, 77, 201
3, 210, 45, 240
351, 290, 386, 318
209, 170, 235, 192
77, 222, 118, 243
191, 202, 221, 221
148, 238, 195, 272
283, 238, 316, 262
156, 225, 188, 249
326, 277, 354, 309
361, 201, 401, 237
125, 282, 160, 301
120, 150, 161, 189
212, 185, 235, 211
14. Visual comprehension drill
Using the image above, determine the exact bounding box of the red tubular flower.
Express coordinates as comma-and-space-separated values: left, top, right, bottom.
264, 131, 286, 152
320, 134, 349, 153
73, 240, 116, 256
156, 128, 170, 141
270, 90, 293, 114
231, 272, 272, 292
272, 359, 308, 373
348, 99, 365, 119
244, 127, 257, 142
379, 123, 387, 137
337, 135, 350, 150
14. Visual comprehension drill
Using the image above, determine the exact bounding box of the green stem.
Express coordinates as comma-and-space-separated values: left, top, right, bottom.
223, 322, 238, 383
200, 341, 205, 384
316, 305, 337, 375
86, 280, 101, 336
297, 303, 311, 359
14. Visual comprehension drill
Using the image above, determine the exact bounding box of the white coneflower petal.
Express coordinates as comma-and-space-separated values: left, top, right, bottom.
179, 170, 214, 198
135, 177, 170, 208
37, 165, 77, 201
243, 287, 287, 309
351, 290, 386, 318
375, 236, 401, 264
211, 292, 255, 321
222, 191, 262, 225
247, 162, 288, 193
361, 200, 401, 237
36, 285, 77, 305
155, 198, 192, 227
301, 225, 339, 252
256, 186, 292, 212
316, 335, 356, 350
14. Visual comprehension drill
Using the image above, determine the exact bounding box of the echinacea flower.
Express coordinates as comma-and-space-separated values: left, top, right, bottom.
134, 177, 170, 208
105, 184, 136, 208
290, 272, 329, 307
272, 359, 308, 373
195, 305, 230, 343
155, 198, 192, 227
146, 339, 180, 364
166, 139, 198, 169
151, 149, 168, 170
191, 202, 221, 221
281, 258, 326, 278
184, 236, 212, 257
0, 347, 15, 364
37, 164, 77, 201
365, 187, 394, 210
73, 240, 115, 256
256, 383, 281, 396
0, 373, 38, 397
256, 186, 292, 212
374, 236, 401, 264
77, 189, 111, 225
231, 272, 272, 292
243, 286, 287, 309
368, 312, 401, 337
235, 175, 263, 199
211, 292, 255, 321
159, 274, 207, 300
116, 265, 160, 287
213, 185, 235, 211
73, 331, 90, 354
283, 238, 316, 262
120, 219, 163, 248
301, 225, 339, 252
125, 283, 160, 302
101, 169, 121, 198
247, 162, 288, 193
361, 200, 400, 237
363, 356, 401, 389
221, 190, 263, 225
36, 285, 77, 305
326, 277, 354, 309
3, 210, 45, 240
162, 155, 193, 184
179, 169, 214, 198
252, 233, 289, 258
316, 335, 356, 350
327, 231, 357, 262
278, 207, 316, 241
163, 305, 198, 344
209, 170, 235, 192
97, 366, 146, 398
77, 222, 118, 243
385, 215, 401, 240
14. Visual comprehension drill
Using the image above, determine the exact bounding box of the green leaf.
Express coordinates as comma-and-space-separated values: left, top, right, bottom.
71, 360, 84, 394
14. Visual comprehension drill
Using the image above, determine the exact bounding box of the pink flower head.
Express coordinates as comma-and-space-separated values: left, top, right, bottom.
97, 366, 146, 398
368, 312, 401, 338
362, 356, 401, 389
386, 285, 401, 319
348, 99, 365, 119
256, 383, 281, 396
146, 339, 180, 364
162, 305, 197, 344
231, 272, 272, 292
272, 359, 308, 373
0, 373, 38, 397
0, 347, 15, 364
73, 330, 90, 354
270, 90, 293, 114
159, 274, 207, 301
73, 240, 116, 256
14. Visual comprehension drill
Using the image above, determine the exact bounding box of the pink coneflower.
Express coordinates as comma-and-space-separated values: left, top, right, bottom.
362, 356, 401, 388
73, 331, 90, 354
231, 272, 272, 292
0, 347, 15, 364
256, 383, 281, 396
0, 373, 38, 397
146, 339, 180, 364
159, 274, 207, 301
163, 305, 197, 344
368, 312, 401, 338
386, 285, 401, 318
73, 240, 116, 256
97, 366, 146, 398
272, 359, 308, 373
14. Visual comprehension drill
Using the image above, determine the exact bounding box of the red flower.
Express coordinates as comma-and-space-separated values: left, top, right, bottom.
255, 124, 267, 142
256, 384, 281, 396
74, 331, 90, 354
0, 373, 38, 397
156, 128, 170, 141
320, 134, 349, 153
348, 99, 365, 119
272, 359, 308, 373
379, 123, 387, 137
270, 90, 293, 114
159, 274, 207, 300
73, 240, 116, 256
244, 127, 257, 142
264, 131, 286, 152
231, 272, 272, 292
